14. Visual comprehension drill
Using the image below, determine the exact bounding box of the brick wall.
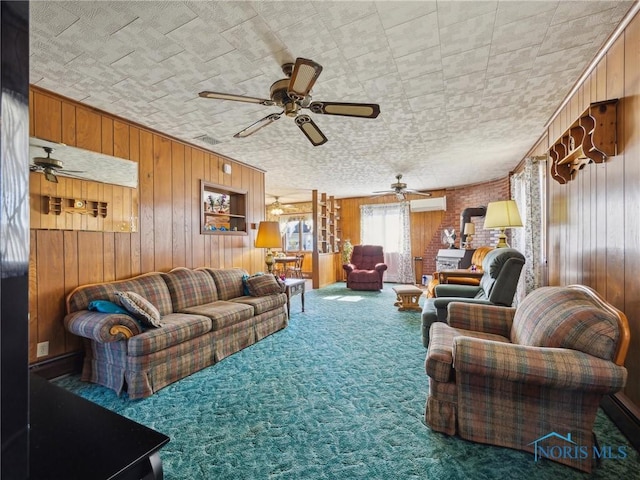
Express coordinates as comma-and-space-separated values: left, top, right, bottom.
422, 176, 511, 273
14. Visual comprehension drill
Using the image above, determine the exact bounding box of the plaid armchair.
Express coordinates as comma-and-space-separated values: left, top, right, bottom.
424, 285, 629, 472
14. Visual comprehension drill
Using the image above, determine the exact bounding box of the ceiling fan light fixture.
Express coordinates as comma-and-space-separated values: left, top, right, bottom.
44, 169, 58, 183
270, 197, 284, 216
284, 102, 298, 117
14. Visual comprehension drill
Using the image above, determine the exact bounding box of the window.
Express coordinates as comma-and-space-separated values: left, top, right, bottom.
281, 214, 313, 252
360, 202, 414, 283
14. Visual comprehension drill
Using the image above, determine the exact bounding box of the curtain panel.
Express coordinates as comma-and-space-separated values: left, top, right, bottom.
360, 202, 414, 283
511, 157, 546, 304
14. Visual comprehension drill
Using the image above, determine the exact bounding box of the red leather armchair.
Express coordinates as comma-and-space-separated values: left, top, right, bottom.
343, 245, 388, 290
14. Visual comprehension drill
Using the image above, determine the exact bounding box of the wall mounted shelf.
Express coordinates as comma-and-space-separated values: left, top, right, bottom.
201, 180, 247, 235
44, 196, 108, 217
549, 99, 618, 184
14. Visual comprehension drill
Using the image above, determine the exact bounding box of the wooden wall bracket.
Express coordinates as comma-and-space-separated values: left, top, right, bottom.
44, 196, 108, 217
549, 99, 618, 184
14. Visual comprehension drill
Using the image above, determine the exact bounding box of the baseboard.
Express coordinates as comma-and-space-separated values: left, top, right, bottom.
601, 392, 640, 453
29, 351, 83, 380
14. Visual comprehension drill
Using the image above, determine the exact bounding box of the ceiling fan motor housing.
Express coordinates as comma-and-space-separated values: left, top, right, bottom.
34, 156, 63, 170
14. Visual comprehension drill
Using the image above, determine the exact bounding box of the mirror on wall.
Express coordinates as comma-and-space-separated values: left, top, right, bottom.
29, 137, 138, 188
29, 137, 139, 233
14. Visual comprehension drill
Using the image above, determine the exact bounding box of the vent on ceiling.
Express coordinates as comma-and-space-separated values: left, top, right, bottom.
194, 134, 222, 146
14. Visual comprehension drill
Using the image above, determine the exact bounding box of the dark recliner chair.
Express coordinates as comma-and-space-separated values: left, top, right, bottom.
421, 248, 525, 347
343, 245, 388, 291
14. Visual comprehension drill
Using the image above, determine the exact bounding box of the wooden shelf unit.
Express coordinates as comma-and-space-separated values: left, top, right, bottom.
44, 196, 108, 218
312, 190, 341, 289
200, 180, 247, 235
549, 99, 618, 184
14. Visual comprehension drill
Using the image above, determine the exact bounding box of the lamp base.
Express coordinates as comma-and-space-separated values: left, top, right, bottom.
495, 230, 509, 248
265, 249, 275, 273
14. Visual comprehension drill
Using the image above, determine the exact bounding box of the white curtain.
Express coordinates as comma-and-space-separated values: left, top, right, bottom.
360, 202, 414, 283
511, 157, 546, 305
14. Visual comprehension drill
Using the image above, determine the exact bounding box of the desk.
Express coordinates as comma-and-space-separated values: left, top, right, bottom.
284, 278, 305, 317
274, 256, 297, 276
29, 374, 169, 480
438, 269, 484, 284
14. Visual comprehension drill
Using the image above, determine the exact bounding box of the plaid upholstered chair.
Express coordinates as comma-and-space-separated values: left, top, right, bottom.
343, 245, 387, 290
424, 285, 630, 472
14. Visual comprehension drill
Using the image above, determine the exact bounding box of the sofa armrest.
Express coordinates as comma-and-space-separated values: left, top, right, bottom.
447, 302, 515, 337
453, 338, 627, 394
375, 263, 387, 272
343, 263, 355, 273
433, 284, 480, 298
64, 310, 142, 343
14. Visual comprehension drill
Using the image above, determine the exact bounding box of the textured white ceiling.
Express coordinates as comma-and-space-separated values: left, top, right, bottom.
29, 1, 633, 204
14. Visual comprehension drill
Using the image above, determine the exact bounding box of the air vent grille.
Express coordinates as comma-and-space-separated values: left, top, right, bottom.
194, 135, 221, 146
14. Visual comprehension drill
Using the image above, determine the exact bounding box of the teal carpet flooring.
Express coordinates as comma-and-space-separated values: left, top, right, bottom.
56, 283, 640, 479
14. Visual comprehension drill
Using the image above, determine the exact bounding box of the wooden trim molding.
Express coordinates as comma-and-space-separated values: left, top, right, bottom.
601, 392, 640, 453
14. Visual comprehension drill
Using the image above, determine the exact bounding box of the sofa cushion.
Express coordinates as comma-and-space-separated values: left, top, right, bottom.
233, 293, 287, 315
162, 268, 218, 311
511, 286, 620, 361
116, 291, 162, 328
246, 274, 285, 296
201, 268, 246, 300
180, 301, 254, 330
127, 313, 212, 356
67, 273, 174, 316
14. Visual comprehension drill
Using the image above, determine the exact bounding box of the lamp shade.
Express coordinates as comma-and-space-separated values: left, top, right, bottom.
483, 200, 523, 229
463, 222, 475, 235
255, 221, 282, 249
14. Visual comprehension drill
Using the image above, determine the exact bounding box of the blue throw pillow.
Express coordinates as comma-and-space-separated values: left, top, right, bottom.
88, 300, 132, 316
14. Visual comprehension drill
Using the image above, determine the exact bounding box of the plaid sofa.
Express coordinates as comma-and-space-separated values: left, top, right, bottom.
424, 285, 629, 472
65, 267, 287, 399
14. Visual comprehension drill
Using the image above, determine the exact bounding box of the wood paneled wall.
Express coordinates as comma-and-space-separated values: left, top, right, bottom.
28, 86, 266, 364
544, 13, 640, 407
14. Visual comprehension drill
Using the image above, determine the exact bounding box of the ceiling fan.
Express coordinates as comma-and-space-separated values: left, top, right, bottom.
199, 57, 380, 146
373, 174, 432, 200
30, 146, 84, 183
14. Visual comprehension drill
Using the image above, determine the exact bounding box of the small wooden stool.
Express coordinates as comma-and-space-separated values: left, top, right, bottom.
392, 285, 423, 312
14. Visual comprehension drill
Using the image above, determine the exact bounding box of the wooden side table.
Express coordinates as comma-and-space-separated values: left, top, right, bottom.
284, 278, 305, 317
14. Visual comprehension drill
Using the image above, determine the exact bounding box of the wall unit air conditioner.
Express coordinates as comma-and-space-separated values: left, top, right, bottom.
410, 196, 447, 212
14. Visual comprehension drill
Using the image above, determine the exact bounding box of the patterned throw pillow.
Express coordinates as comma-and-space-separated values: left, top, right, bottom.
116, 291, 162, 327
246, 274, 284, 297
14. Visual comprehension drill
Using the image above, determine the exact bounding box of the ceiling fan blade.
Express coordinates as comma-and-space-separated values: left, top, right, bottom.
295, 115, 327, 146
199, 91, 274, 106
404, 189, 432, 197
288, 58, 323, 100
233, 112, 282, 138
309, 101, 380, 119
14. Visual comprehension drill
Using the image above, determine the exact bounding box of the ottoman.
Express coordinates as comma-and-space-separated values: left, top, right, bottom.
392, 285, 423, 312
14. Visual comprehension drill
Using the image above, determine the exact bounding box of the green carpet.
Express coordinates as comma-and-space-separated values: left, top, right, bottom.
56, 283, 640, 479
